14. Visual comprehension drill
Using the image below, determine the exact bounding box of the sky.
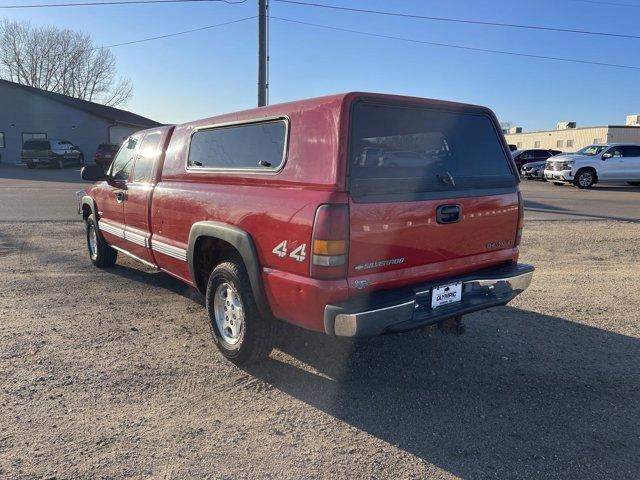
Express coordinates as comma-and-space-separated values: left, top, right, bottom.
2, 0, 639, 130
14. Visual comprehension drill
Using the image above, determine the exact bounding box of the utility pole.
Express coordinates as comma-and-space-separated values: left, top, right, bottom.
258, 0, 268, 107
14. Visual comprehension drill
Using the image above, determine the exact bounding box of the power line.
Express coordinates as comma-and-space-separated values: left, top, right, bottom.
571, 0, 640, 7
0, 0, 246, 9
271, 16, 640, 71
96, 16, 255, 50
272, 0, 640, 41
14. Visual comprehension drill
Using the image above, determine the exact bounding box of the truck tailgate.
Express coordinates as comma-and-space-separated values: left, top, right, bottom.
348, 192, 519, 292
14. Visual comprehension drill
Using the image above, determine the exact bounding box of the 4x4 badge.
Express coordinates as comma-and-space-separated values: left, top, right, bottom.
272, 240, 307, 262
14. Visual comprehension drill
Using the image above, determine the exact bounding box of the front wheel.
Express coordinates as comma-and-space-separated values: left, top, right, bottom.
574, 169, 595, 189
86, 214, 117, 268
205, 258, 275, 365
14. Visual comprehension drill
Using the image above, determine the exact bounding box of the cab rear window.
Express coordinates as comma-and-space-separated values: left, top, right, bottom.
349, 102, 517, 201
23, 140, 50, 150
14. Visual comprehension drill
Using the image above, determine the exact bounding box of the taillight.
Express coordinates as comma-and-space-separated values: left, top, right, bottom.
310, 204, 349, 279
515, 190, 524, 247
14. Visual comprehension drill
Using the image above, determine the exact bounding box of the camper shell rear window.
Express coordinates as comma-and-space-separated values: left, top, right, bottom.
23, 140, 50, 150
348, 101, 517, 202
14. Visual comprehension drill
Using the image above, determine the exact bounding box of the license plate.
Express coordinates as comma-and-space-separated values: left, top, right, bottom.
431, 281, 462, 309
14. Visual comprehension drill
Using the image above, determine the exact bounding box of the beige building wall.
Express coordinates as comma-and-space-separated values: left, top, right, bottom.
504, 127, 610, 152
608, 127, 640, 143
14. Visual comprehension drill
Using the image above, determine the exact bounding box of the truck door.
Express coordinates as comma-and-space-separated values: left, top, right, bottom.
600, 146, 625, 180
616, 145, 640, 180
95, 135, 140, 250
626, 146, 640, 181
123, 129, 167, 264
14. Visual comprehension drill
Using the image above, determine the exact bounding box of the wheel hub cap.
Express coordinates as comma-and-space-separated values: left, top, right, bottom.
213, 282, 244, 345
579, 173, 592, 186
88, 224, 98, 256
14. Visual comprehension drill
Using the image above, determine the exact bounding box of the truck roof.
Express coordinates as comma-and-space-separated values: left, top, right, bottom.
175, 92, 493, 129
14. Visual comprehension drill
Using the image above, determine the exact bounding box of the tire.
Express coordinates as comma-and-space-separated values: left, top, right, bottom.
574, 169, 595, 189
86, 214, 117, 268
627, 182, 640, 186
26, 162, 35, 169
552, 182, 564, 186
205, 258, 275, 365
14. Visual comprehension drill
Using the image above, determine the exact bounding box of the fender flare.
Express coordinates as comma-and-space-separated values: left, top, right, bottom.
81, 196, 96, 219
187, 221, 273, 319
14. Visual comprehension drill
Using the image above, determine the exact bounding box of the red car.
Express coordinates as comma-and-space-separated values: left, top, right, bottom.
78, 92, 533, 365
94, 143, 120, 169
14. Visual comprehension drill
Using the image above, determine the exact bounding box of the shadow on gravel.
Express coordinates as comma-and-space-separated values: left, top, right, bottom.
106, 263, 204, 305
246, 308, 640, 479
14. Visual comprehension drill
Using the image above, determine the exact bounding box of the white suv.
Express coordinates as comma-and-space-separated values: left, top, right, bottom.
544, 143, 640, 189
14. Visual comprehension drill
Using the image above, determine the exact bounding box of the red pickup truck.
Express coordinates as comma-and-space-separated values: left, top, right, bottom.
78, 92, 533, 365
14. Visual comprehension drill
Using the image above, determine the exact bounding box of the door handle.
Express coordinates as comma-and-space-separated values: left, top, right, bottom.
115, 191, 125, 203
436, 204, 461, 224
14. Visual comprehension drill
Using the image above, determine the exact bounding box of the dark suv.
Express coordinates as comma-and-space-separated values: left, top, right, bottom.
22, 139, 84, 169
94, 143, 121, 170
511, 149, 561, 169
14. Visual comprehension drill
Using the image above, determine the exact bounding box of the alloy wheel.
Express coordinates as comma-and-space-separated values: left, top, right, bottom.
213, 282, 245, 345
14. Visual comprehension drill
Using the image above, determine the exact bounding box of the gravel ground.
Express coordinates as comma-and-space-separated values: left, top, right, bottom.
0, 220, 638, 479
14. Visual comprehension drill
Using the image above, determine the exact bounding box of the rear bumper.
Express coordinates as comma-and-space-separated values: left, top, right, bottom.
324, 263, 534, 337
22, 157, 54, 165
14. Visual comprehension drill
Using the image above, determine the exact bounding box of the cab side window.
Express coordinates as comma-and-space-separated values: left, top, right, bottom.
620, 146, 640, 158
110, 136, 139, 181
521, 151, 534, 161
607, 147, 623, 158
132, 132, 162, 183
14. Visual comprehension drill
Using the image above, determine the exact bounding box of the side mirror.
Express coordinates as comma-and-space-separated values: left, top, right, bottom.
81, 165, 106, 181
602, 152, 612, 160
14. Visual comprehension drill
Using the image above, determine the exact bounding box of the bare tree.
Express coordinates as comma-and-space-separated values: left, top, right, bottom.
0, 19, 132, 107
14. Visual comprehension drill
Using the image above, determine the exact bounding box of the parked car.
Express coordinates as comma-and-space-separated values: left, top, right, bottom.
94, 143, 120, 169
22, 139, 84, 169
77, 93, 533, 365
520, 161, 548, 180
544, 143, 640, 188
511, 149, 562, 171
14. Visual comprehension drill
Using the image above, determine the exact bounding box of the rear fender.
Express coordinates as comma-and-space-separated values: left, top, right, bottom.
187, 221, 273, 319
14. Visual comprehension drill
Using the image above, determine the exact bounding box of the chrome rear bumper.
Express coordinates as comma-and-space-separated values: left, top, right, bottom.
324, 263, 534, 337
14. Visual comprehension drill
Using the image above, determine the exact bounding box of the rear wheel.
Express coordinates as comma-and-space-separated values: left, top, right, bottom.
205, 258, 275, 365
26, 162, 35, 169
86, 214, 117, 268
574, 169, 595, 189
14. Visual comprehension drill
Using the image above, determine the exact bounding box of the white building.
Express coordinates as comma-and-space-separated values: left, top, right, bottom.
504, 115, 640, 152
